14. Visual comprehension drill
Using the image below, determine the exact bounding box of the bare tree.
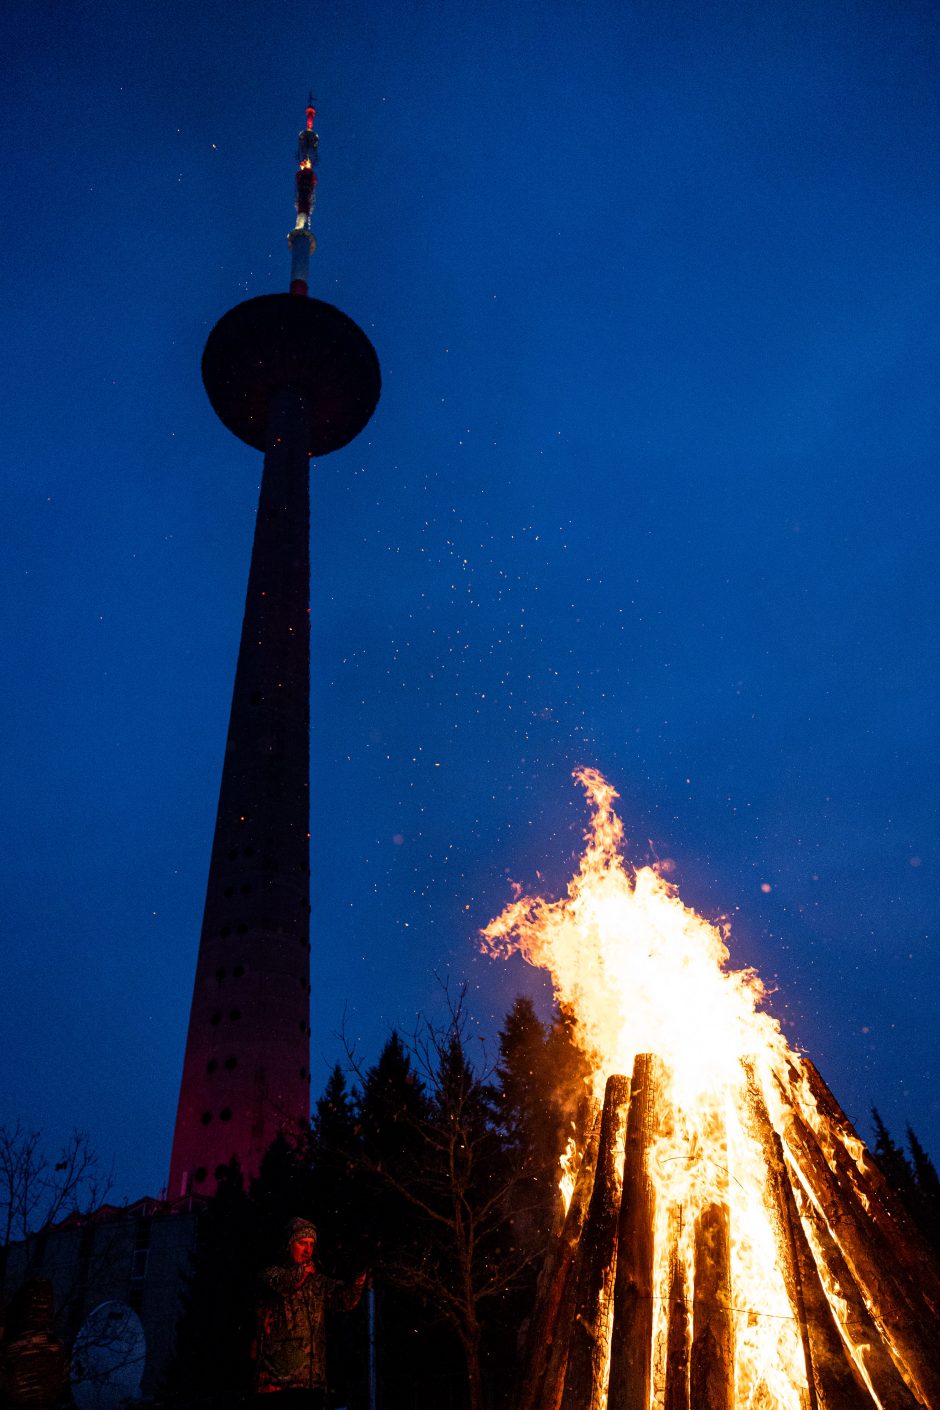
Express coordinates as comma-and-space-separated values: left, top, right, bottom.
0, 1122, 113, 1247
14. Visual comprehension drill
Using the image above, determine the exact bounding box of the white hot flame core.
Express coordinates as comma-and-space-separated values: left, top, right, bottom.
481, 768, 840, 1410
483, 768, 793, 1112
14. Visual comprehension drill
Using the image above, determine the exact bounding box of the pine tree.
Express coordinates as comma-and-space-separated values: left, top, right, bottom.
870, 1110, 940, 1269
905, 1126, 940, 1203
249, 1128, 318, 1264
871, 1108, 918, 1210
425, 1025, 499, 1410
355, 1034, 441, 1410
309, 1065, 362, 1273
486, 998, 593, 1405
313, 1064, 358, 1151
905, 1126, 940, 1261
545, 1003, 594, 1145
494, 998, 591, 1240
359, 1032, 429, 1156
494, 997, 549, 1153
357, 1031, 433, 1288
302, 1066, 369, 1410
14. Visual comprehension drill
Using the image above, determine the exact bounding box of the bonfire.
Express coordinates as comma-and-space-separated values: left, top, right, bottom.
482, 769, 939, 1410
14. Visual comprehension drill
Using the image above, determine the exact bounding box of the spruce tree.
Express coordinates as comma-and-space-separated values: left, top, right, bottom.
870, 1109, 940, 1270
494, 998, 591, 1242
356, 1033, 440, 1410
250, 1128, 318, 1269
905, 1126, 940, 1261
309, 1065, 362, 1273
871, 1108, 918, 1210
494, 996, 549, 1153
905, 1126, 940, 1203
357, 1032, 430, 1259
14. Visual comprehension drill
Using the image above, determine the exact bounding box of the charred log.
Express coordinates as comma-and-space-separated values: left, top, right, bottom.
788, 1185, 887, 1410
518, 1107, 603, 1410
560, 1074, 631, 1410
791, 1181, 921, 1410
516, 1048, 940, 1410
663, 1211, 691, 1410
800, 1060, 940, 1317
607, 1053, 667, 1410
745, 1067, 870, 1410
745, 1073, 817, 1410
780, 1093, 938, 1409
690, 1198, 734, 1410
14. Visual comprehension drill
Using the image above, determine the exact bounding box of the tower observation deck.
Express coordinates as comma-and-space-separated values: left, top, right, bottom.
168, 100, 380, 1198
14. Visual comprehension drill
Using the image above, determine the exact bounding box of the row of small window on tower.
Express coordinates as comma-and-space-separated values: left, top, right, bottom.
207, 1010, 309, 1031
224, 840, 310, 876
198, 1065, 311, 1128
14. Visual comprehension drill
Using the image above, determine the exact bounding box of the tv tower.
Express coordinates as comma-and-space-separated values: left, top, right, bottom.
168, 100, 380, 1198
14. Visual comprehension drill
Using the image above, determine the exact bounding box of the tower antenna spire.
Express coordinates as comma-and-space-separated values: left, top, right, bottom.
289, 94, 319, 296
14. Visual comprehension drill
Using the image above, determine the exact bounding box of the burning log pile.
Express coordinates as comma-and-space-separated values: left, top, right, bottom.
516, 1054, 940, 1410
482, 770, 940, 1410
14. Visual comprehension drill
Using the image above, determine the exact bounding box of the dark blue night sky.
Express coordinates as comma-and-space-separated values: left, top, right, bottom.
2, 0, 937, 1201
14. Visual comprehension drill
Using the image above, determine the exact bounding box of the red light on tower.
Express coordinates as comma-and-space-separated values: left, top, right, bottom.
290, 94, 319, 296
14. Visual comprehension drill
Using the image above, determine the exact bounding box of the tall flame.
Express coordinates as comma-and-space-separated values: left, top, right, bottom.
481, 769, 837, 1410
483, 767, 793, 1113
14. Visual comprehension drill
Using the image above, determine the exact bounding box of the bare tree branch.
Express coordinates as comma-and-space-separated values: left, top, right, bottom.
0, 1124, 113, 1246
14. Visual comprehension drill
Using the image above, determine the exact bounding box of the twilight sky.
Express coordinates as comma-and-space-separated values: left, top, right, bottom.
1, 0, 937, 1201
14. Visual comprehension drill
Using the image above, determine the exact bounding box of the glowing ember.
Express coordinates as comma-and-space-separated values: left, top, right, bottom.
482, 768, 939, 1410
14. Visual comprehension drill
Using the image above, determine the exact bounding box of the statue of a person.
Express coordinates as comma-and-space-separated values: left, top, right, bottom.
253, 1218, 365, 1408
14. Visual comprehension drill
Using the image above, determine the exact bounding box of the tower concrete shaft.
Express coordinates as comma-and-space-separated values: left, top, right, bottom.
169, 388, 312, 1196
168, 103, 380, 1197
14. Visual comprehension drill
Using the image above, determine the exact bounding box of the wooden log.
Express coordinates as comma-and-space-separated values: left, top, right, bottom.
560, 1074, 632, 1410
779, 1089, 940, 1409
745, 1068, 870, 1410
788, 1185, 891, 1410
792, 1181, 921, 1410
663, 1211, 691, 1410
800, 1059, 940, 1317
517, 1105, 604, 1410
745, 1072, 817, 1410
607, 1053, 668, 1410
690, 1199, 735, 1410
